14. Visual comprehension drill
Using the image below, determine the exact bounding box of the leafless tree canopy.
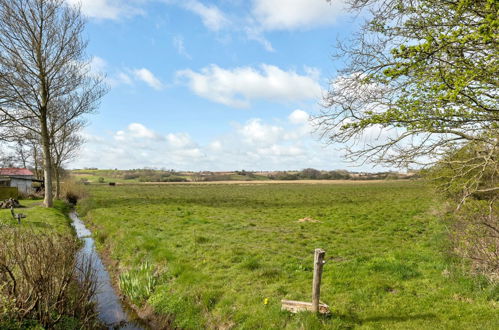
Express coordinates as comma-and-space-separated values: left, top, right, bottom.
0, 0, 107, 206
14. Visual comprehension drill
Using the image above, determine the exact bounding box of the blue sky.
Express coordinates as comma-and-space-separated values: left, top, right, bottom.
68, 0, 385, 172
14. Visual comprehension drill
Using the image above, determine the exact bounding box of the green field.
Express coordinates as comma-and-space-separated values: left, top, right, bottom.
78, 181, 498, 329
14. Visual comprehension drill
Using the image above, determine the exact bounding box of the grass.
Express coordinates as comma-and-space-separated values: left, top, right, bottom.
0, 199, 73, 234
78, 181, 499, 329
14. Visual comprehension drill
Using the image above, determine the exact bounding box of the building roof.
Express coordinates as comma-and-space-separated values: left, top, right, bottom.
0, 168, 34, 176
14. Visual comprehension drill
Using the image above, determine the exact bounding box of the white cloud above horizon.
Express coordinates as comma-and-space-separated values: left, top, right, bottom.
252, 0, 346, 31
66, 0, 143, 20
133, 68, 165, 90
89, 57, 164, 90
70, 110, 357, 171
67, 0, 347, 53
173, 35, 192, 59
177, 64, 323, 108
288, 109, 310, 125
181, 0, 230, 31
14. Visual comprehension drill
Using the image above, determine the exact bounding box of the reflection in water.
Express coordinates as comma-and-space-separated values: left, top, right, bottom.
70, 212, 144, 330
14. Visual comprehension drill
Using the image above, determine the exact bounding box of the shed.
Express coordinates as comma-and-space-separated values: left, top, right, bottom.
0, 168, 43, 195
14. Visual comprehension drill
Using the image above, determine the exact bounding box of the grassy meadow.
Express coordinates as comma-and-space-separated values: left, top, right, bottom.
77, 181, 499, 329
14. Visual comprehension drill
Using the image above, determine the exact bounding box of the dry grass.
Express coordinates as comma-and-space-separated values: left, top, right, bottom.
61, 178, 88, 204
453, 200, 499, 282
0, 228, 100, 329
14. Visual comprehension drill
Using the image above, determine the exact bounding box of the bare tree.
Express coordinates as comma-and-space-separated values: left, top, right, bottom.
0, 0, 106, 207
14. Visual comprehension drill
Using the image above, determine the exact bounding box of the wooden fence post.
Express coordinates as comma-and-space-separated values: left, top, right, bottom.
281, 248, 330, 314
312, 248, 326, 313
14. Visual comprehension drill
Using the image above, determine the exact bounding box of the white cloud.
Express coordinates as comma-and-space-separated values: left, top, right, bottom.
115, 72, 134, 86
66, 0, 143, 20
173, 35, 192, 59
181, 0, 230, 31
209, 140, 222, 151
128, 123, 160, 139
133, 68, 164, 90
252, 0, 346, 31
114, 123, 162, 141
71, 110, 396, 171
289, 109, 310, 125
89, 56, 107, 72
177, 64, 322, 108
167, 133, 195, 148
237, 119, 283, 145
245, 26, 275, 52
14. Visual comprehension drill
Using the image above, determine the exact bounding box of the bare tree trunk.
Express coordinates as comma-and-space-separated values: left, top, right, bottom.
34, 147, 39, 179
55, 166, 60, 200
40, 112, 53, 207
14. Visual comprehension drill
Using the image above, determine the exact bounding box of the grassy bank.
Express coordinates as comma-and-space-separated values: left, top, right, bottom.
78, 181, 498, 329
0, 199, 73, 233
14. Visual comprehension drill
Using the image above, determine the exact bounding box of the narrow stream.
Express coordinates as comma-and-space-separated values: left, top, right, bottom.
70, 212, 144, 330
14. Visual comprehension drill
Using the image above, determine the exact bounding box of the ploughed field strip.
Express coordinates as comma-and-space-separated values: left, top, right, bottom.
78, 182, 499, 329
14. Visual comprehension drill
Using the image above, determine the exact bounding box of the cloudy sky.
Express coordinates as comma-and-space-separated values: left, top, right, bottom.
68, 0, 384, 171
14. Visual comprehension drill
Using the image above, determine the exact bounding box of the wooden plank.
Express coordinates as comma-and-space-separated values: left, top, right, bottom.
281, 300, 330, 314
312, 248, 326, 312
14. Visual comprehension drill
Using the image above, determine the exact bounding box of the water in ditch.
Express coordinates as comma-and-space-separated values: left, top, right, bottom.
70, 212, 145, 330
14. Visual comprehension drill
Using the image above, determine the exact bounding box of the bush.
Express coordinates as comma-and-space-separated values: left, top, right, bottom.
0, 229, 100, 328
452, 200, 499, 281
428, 141, 498, 281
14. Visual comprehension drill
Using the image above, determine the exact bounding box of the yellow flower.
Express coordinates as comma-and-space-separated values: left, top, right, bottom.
264, 298, 269, 305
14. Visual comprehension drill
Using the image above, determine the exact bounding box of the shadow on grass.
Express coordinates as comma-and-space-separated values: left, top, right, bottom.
333, 312, 437, 325
26, 221, 53, 229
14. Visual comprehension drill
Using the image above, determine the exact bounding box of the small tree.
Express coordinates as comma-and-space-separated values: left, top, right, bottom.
0, 0, 106, 207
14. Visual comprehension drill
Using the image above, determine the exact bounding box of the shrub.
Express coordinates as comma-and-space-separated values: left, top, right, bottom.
0, 229, 99, 328
427, 141, 498, 281
452, 200, 499, 281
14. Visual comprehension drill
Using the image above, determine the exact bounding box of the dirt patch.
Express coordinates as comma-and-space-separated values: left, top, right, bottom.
297, 217, 321, 223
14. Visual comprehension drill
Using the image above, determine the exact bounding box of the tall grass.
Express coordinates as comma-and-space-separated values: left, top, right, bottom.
61, 178, 88, 204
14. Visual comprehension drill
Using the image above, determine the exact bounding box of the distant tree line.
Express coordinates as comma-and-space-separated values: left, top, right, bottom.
73, 168, 417, 183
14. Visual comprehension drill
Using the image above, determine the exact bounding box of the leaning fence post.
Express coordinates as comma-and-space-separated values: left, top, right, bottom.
312, 248, 326, 313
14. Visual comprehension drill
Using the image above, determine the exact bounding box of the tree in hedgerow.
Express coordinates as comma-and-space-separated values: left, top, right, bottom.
318, 0, 498, 277
318, 0, 498, 200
